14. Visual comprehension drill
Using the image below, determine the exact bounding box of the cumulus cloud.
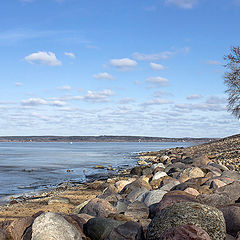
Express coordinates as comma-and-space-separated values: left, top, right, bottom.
64, 52, 75, 58
187, 94, 202, 100
21, 98, 66, 107
58, 85, 71, 91
150, 62, 166, 70
24, 51, 62, 66
118, 98, 135, 104
93, 72, 115, 80
146, 77, 169, 86
21, 98, 48, 106
15, 82, 22, 87
175, 103, 226, 112
110, 58, 137, 70
132, 51, 174, 61
144, 98, 172, 105
206, 60, 222, 65
206, 96, 226, 104
165, 0, 198, 9
73, 89, 114, 103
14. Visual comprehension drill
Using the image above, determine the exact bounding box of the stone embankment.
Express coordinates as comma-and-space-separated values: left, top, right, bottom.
1, 134, 240, 239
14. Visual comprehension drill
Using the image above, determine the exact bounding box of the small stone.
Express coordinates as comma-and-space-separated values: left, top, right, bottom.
184, 187, 200, 196
94, 165, 105, 169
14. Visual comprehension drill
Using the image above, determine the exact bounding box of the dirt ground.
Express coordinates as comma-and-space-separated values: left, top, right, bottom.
0, 184, 101, 222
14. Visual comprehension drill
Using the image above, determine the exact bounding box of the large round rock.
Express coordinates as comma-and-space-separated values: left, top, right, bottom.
31, 212, 82, 240
146, 202, 226, 240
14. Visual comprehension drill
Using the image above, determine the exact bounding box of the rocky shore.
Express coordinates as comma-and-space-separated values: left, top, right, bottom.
1, 134, 240, 239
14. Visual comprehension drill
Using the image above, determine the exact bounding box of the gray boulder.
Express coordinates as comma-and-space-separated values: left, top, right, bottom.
143, 190, 167, 207
124, 201, 149, 220
31, 212, 82, 240
105, 221, 145, 240
83, 217, 122, 240
147, 202, 226, 240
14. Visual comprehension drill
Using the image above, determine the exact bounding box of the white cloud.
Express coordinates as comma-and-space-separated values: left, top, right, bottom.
206, 96, 226, 104
187, 94, 202, 100
24, 51, 62, 66
93, 72, 115, 80
150, 62, 166, 70
118, 98, 135, 104
110, 58, 137, 70
58, 85, 71, 91
64, 52, 75, 58
165, 0, 198, 9
206, 60, 222, 65
132, 52, 161, 61
144, 98, 172, 105
72, 89, 114, 103
21, 98, 48, 106
175, 103, 226, 112
146, 77, 169, 86
15, 82, 22, 87
21, 98, 66, 107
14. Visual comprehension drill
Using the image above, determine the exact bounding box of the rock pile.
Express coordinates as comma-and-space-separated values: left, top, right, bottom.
1, 135, 240, 239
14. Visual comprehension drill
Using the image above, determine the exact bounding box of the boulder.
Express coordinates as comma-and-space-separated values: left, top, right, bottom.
120, 179, 151, 195
79, 198, 116, 217
5, 217, 34, 240
143, 190, 167, 207
152, 171, 167, 181
115, 179, 135, 192
124, 201, 149, 220
220, 204, 240, 237
105, 221, 145, 240
177, 167, 205, 182
158, 224, 211, 240
130, 166, 142, 176
83, 217, 122, 240
153, 190, 198, 217
160, 181, 180, 192
31, 212, 82, 240
151, 163, 165, 170
147, 202, 226, 240
184, 187, 200, 196
114, 199, 130, 213
215, 181, 240, 201
126, 187, 149, 202
197, 193, 233, 207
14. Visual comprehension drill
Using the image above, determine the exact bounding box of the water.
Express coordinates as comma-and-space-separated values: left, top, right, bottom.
0, 141, 196, 202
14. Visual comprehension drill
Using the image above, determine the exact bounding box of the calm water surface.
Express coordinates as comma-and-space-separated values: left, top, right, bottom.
0, 141, 196, 202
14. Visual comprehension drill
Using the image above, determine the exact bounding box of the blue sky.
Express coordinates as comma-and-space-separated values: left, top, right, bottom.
0, 0, 239, 137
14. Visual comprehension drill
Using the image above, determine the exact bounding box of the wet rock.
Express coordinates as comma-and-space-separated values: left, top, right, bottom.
158, 224, 211, 240
124, 201, 149, 219
83, 217, 122, 240
79, 198, 116, 217
143, 189, 167, 207
220, 204, 240, 237
147, 202, 226, 240
197, 192, 233, 207
48, 197, 70, 204
32, 212, 82, 240
105, 221, 145, 240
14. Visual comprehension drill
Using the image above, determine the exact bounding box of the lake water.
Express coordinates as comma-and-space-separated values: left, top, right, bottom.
0, 141, 196, 202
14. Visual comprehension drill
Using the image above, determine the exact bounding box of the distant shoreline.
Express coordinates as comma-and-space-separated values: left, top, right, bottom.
0, 135, 218, 143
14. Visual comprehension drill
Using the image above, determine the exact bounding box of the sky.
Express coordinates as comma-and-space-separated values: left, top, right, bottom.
0, 0, 240, 138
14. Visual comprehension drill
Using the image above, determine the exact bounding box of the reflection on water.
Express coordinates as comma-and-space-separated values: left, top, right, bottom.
0, 141, 196, 200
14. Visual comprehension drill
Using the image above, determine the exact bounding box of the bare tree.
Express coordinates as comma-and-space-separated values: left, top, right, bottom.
224, 46, 240, 119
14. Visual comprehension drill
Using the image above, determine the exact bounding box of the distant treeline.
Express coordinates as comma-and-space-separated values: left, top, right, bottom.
0, 135, 218, 143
